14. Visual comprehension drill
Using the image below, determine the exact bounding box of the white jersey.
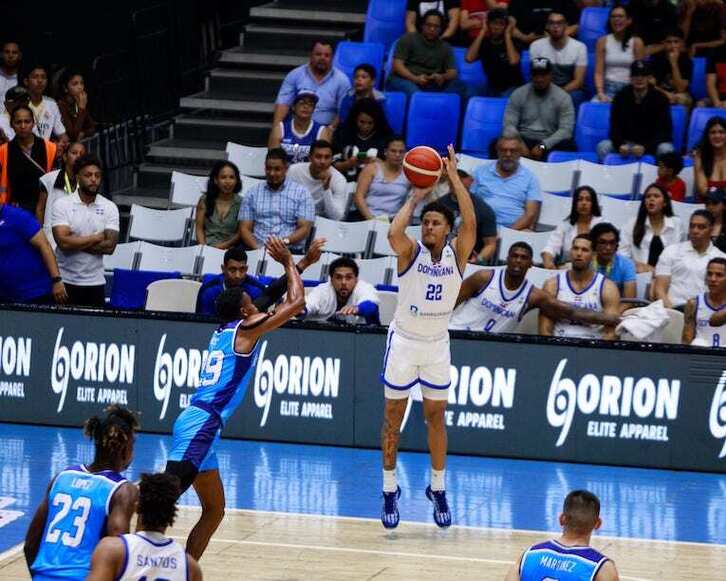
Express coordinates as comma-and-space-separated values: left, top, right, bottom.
119, 531, 188, 581
694, 293, 725, 348
450, 269, 534, 333
553, 270, 606, 339
393, 241, 462, 340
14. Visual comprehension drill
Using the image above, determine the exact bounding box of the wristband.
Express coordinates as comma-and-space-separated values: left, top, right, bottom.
52, 276, 63, 284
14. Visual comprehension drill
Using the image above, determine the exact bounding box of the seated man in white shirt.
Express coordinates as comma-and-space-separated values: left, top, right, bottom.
654, 210, 726, 308
682, 257, 726, 347
303, 256, 380, 325
287, 139, 348, 220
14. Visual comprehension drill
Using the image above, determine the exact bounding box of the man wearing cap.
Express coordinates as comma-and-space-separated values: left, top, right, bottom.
502, 57, 576, 160
0, 85, 29, 143
597, 60, 674, 161
268, 89, 332, 164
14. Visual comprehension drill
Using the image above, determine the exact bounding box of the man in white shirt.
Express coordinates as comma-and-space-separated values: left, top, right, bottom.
0, 42, 21, 103
287, 139, 348, 220
52, 154, 119, 307
529, 11, 588, 108
303, 256, 380, 325
0, 85, 29, 142
24, 65, 67, 144
654, 210, 726, 308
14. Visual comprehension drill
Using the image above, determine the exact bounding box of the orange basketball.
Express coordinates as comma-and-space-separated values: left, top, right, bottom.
402, 146, 443, 188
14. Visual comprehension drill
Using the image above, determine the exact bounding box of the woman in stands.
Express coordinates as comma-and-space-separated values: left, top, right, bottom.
620, 183, 684, 273
705, 189, 726, 252
268, 90, 331, 164
694, 116, 726, 200
333, 97, 392, 181
195, 160, 243, 249
353, 135, 410, 221
593, 4, 645, 102
57, 69, 96, 142
541, 185, 604, 269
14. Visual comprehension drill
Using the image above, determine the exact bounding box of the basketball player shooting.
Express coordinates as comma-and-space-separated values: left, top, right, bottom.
380, 144, 476, 529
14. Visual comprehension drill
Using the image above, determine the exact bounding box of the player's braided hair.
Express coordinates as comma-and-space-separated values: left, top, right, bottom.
83, 405, 139, 462
137, 473, 181, 530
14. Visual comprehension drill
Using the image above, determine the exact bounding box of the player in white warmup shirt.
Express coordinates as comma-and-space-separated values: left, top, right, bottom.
87, 473, 202, 581
451, 242, 620, 333
682, 257, 726, 347
539, 235, 621, 340
380, 145, 476, 529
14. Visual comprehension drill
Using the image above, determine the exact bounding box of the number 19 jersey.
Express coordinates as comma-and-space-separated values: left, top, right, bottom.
31, 465, 128, 580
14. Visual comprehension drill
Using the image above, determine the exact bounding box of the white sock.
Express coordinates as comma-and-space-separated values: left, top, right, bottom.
383, 469, 397, 493
430, 468, 445, 491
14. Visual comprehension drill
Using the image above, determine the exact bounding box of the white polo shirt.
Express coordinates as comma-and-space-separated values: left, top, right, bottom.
304, 279, 379, 324
655, 241, 726, 306
52, 191, 119, 286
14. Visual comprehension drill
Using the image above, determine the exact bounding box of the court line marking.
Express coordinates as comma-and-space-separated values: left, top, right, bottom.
179, 506, 726, 549
0, 543, 23, 566
169, 534, 652, 581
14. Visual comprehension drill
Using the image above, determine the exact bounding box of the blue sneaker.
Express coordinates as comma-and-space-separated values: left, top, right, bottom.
381, 486, 401, 529
426, 485, 452, 528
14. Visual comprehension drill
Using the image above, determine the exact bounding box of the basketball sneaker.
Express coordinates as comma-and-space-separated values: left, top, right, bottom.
425, 485, 452, 528
381, 486, 401, 529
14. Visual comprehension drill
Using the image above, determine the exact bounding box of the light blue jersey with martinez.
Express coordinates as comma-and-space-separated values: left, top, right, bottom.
520, 539, 609, 581
31, 465, 127, 580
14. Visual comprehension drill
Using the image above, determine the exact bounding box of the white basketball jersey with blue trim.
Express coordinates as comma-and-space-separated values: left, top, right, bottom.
119, 531, 188, 581
450, 269, 533, 333
695, 293, 725, 348
553, 270, 605, 339
394, 241, 462, 340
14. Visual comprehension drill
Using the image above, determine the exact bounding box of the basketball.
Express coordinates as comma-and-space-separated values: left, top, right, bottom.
402, 146, 443, 188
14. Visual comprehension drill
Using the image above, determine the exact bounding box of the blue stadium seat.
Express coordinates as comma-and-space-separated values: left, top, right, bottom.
384, 42, 396, 84
575, 102, 611, 152
548, 151, 599, 164
460, 97, 507, 157
585, 52, 596, 96
520, 50, 531, 82
406, 92, 460, 152
382, 91, 407, 134
603, 153, 656, 165
333, 41, 385, 85
579, 7, 609, 52
687, 107, 725, 151
452, 47, 487, 93
691, 57, 707, 102
109, 269, 181, 310
364, 0, 406, 51
670, 104, 687, 153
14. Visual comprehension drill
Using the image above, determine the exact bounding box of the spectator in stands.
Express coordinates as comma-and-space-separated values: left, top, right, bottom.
338, 64, 386, 123
23, 65, 68, 146
694, 116, 726, 200
273, 41, 351, 129
590, 222, 637, 298
682, 257, 726, 346
629, 0, 678, 56
503, 57, 576, 159
38, 141, 86, 248
268, 90, 332, 164
700, 43, 726, 108
52, 154, 119, 307
508, 0, 578, 48
653, 209, 726, 307
0, 85, 30, 143
353, 135, 410, 221
302, 257, 380, 325
0, 105, 57, 213
464, 8, 523, 97
597, 60, 673, 161
195, 161, 243, 250
705, 189, 726, 252
288, 140, 348, 220
529, 11, 588, 107
238, 148, 315, 252
539, 234, 621, 340
333, 98, 392, 181
655, 152, 686, 202
679, 0, 726, 58
649, 29, 693, 107
470, 135, 542, 229
541, 185, 604, 269
593, 4, 645, 102
0, 203, 67, 305
620, 183, 683, 274
460, 0, 511, 43
438, 168, 498, 263
406, 0, 461, 42
0, 41, 21, 102
56, 70, 96, 142
386, 10, 468, 99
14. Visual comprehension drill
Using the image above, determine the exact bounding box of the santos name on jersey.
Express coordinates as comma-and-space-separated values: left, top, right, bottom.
694, 292, 725, 347
118, 531, 188, 581
393, 241, 463, 340
520, 539, 609, 581
553, 271, 606, 340
450, 269, 533, 333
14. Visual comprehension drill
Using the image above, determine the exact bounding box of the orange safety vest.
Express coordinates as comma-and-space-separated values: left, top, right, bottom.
0, 139, 57, 204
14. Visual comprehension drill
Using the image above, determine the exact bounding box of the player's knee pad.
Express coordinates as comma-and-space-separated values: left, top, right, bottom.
165, 460, 198, 496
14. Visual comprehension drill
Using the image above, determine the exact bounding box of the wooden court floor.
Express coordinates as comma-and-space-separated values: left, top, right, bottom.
2, 507, 725, 580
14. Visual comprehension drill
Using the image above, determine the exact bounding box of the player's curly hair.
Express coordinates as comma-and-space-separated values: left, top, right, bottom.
216, 286, 246, 323
138, 473, 181, 530
84, 405, 139, 462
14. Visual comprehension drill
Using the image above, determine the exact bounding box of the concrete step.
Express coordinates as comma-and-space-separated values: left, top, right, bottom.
218, 47, 307, 70
180, 90, 275, 115
242, 24, 350, 51
206, 68, 284, 98
250, 2, 367, 26
136, 163, 209, 189
174, 114, 271, 145
276, 0, 367, 12
113, 188, 174, 209
146, 138, 227, 169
